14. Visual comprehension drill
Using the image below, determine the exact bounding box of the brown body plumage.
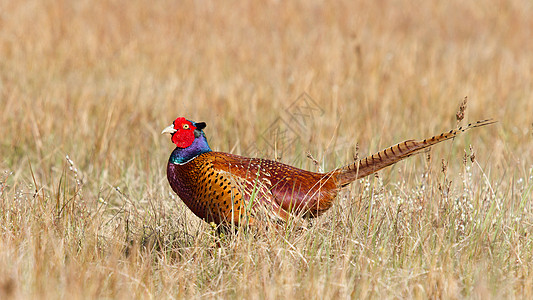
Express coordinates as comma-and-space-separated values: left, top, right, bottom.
163, 118, 494, 226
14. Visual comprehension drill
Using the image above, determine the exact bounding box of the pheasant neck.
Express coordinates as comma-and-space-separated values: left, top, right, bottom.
169, 135, 211, 164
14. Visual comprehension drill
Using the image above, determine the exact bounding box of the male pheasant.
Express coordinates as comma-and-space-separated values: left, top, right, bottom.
163, 117, 493, 226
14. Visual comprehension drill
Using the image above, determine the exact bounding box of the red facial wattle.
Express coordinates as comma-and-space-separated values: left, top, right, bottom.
171, 118, 197, 148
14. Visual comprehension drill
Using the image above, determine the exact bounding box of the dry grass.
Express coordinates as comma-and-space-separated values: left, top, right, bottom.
1, 0, 532, 298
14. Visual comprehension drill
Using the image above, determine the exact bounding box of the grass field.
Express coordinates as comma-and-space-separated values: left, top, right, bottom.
1, 0, 532, 298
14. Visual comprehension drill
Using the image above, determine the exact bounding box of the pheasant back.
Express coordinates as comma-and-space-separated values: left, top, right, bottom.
167, 151, 338, 225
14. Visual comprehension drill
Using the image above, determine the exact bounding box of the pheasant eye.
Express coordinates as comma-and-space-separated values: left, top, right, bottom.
183, 124, 190, 130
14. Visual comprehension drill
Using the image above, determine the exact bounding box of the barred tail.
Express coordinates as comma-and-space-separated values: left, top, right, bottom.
331, 119, 496, 187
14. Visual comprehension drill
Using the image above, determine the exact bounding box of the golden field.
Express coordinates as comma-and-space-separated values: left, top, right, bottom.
1, 0, 532, 298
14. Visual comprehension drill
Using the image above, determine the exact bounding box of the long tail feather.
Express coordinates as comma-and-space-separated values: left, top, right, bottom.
331, 119, 496, 187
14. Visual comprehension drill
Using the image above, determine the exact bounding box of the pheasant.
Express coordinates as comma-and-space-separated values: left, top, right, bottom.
162, 117, 494, 226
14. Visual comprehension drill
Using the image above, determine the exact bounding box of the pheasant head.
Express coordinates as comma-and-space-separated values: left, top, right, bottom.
162, 117, 211, 164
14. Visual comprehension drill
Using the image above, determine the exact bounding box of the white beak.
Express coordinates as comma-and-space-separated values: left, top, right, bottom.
161, 124, 177, 135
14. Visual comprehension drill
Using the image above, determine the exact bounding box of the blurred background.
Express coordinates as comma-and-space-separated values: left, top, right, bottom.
0, 0, 532, 298
2, 0, 531, 178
